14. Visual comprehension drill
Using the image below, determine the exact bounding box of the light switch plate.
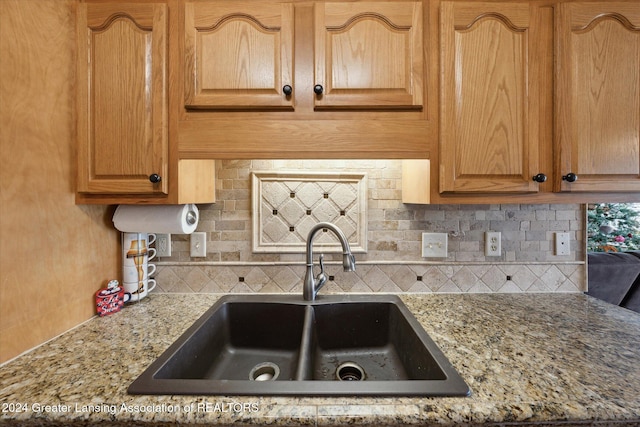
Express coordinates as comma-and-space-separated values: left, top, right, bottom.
190, 232, 207, 257
422, 233, 448, 258
555, 232, 570, 256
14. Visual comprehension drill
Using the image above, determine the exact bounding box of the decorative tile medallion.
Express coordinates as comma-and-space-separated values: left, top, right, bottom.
251, 171, 367, 253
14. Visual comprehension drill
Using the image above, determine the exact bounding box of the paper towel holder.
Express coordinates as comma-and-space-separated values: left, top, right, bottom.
112, 204, 200, 234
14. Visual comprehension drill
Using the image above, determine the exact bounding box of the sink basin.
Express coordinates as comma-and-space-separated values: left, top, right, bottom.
128, 294, 470, 396
153, 301, 306, 381
308, 302, 448, 382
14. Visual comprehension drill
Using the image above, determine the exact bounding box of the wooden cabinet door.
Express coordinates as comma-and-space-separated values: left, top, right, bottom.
77, 3, 168, 195
314, 2, 423, 110
184, 1, 294, 110
439, 2, 543, 193
556, 2, 640, 192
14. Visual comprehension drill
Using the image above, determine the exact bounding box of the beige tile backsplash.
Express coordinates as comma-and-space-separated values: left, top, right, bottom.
155, 160, 585, 294
251, 171, 368, 253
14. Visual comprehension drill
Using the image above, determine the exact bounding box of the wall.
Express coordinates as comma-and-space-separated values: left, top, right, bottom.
0, 0, 119, 364
155, 160, 585, 294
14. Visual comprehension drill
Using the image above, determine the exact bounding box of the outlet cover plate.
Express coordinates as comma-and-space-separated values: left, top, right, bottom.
485, 231, 501, 256
156, 233, 171, 257
422, 233, 448, 258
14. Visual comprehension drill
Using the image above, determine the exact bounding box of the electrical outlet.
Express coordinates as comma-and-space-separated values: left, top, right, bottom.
485, 231, 501, 256
555, 232, 570, 256
156, 233, 171, 257
422, 233, 448, 258
190, 232, 207, 257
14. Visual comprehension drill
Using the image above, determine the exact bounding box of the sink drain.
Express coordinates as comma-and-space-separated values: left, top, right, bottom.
336, 362, 366, 381
249, 362, 280, 381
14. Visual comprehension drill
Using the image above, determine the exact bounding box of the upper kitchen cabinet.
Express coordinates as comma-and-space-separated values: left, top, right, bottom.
76, 2, 169, 196
439, 2, 547, 194
76, 2, 216, 204
314, 2, 423, 110
184, 1, 422, 111
184, 1, 294, 110
178, 0, 434, 159
555, 2, 640, 193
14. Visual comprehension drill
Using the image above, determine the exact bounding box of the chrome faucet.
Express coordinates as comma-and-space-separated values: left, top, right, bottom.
303, 222, 356, 301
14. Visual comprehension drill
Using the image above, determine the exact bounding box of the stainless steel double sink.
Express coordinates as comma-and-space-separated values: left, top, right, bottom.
128, 294, 470, 397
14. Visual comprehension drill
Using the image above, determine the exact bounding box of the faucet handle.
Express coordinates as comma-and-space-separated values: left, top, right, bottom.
315, 254, 328, 291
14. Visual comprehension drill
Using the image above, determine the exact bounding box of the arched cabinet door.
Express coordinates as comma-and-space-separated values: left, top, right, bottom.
439, 2, 544, 194
77, 2, 168, 195
555, 2, 640, 193
314, 2, 423, 110
184, 1, 294, 110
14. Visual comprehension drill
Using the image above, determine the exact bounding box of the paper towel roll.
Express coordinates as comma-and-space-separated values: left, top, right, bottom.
113, 204, 199, 234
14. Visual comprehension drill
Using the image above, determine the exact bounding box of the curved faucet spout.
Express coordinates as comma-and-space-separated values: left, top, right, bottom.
303, 222, 356, 301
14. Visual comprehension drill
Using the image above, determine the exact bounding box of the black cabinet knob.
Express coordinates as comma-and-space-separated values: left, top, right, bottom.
313, 84, 324, 95
283, 85, 292, 96
149, 174, 162, 183
532, 173, 547, 183
562, 173, 578, 183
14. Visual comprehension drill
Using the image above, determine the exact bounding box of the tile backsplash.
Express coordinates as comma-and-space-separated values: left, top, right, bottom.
251, 170, 368, 253
155, 160, 585, 294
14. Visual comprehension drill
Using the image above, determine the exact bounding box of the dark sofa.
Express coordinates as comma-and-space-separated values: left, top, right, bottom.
587, 251, 640, 313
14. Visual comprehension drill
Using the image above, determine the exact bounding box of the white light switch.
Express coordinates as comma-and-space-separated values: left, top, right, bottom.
555, 232, 570, 256
422, 233, 448, 258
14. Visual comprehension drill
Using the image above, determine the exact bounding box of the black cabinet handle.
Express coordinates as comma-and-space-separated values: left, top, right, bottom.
283, 85, 292, 96
532, 173, 547, 183
313, 84, 324, 95
149, 174, 162, 183
562, 173, 578, 183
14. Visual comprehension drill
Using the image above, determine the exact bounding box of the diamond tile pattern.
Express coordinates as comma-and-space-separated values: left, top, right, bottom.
154, 263, 585, 294
252, 172, 367, 253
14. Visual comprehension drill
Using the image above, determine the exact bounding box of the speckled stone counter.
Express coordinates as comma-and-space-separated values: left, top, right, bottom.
1, 293, 639, 426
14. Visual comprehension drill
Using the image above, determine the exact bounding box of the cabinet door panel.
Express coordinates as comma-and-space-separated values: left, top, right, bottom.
440, 2, 540, 193
184, 1, 294, 110
556, 2, 640, 192
77, 3, 167, 194
314, 2, 423, 110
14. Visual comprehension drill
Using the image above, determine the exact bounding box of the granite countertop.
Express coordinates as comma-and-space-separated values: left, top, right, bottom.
1, 293, 639, 426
